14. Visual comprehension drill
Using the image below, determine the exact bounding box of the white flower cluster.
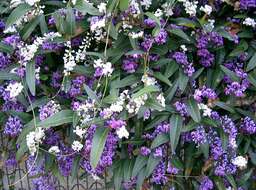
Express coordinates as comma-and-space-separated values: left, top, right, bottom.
141, 0, 152, 10
48, 146, 60, 154
63, 41, 76, 76
198, 103, 212, 117
243, 18, 256, 28
10, 0, 40, 8
204, 19, 215, 32
76, 100, 96, 125
157, 93, 166, 108
232, 156, 248, 169
116, 126, 129, 139
75, 34, 93, 62
178, 0, 198, 16
200, 4, 212, 15
154, 9, 163, 17
19, 32, 61, 66
128, 31, 144, 39
5, 82, 24, 99
74, 125, 87, 138
141, 74, 157, 86
93, 58, 113, 77
101, 90, 128, 119
180, 45, 187, 52
162, 2, 174, 16
126, 94, 148, 114
72, 140, 83, 152
98, 2, 107, 13
26, 127, 45, 156
129, 0, 141, 17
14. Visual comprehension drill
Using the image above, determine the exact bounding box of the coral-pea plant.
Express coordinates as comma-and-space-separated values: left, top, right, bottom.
0, 0, 256, 189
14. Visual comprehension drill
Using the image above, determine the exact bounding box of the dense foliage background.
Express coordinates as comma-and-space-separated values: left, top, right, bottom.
0, 0, 256, 189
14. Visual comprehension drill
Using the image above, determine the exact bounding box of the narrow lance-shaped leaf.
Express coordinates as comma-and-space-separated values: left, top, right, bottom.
26, 61, 36, 96
169, 114, 183, 153
246, 53, 256, 72
187, 98, 201, 123
6, 3, 32, 27
145, 154, 161, 177
132, 155, 148, 177
90, 127, 110, 169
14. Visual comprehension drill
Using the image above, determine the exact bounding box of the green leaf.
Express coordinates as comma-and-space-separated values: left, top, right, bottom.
200, 143, 209, 159
132, 155, 148, 177
151, 133, 169, 149
0, 71, 19, 81
214, 101, 235, 113
26, 61, 36, 96
220, 65, 239, 81
16, 142, 28, 161
153, 72, 172, 86
119, 0, 129, 11
215, 178, 226, 190
6, 3, 32, 27
114, 161, 123, 190
71, 156, 81, 182
65, 8, 76, 36
0, 42, 14, 54
37, 110, 74, 128
26, 97, 49, 112
238, 169, 253, 186
39, 14, 48, 34
169, 114, 183, 153
123, 159, 134, 181
145, 155, 161, 177
20, 15, 41, 40
165, 81, 178, 102
246, 53, 256, 72
178, 71, 189, 93
75, 0, 100, 15
226, 175, 237, 189
132, 85, 159, 99
84, 84, 100, 104
187, 99, 201, 123
90, 127, 110, 169
136, 168, 146, 190
145, 98, 165, 111
108, 22, 118, 40
248, 73, 256, 88
168, 29, 191, 41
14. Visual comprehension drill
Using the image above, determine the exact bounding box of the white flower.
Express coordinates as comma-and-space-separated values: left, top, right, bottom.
116, 125, 129, 139
129, 31, 144, 39
74, 126, 87, 138
49, 146, 60, 154
25, 0, 40, 6
141, 74, 157, 86
232, 156, 248, 169
71, 0, 77, 5
180, 45, 187, 52
63, 41, 76, 75
200, 5, 212, 15
183, 1, 198, 16
6, 82, 23, 99
162, 2, 174, 16
3, 26, 17, 34
157, 93, 166, 108
93, 58, 113, 77
198, 103, 212, 117
92, 174, 100, 180
26, 127, 45, 156
98, 3, 107, 13
126, 94, 148, 114
243, 18, 256, 28
90, 17, 106, 32
72, 141, 83, 152
154, 9, 163, 17
141, 0, 152, 10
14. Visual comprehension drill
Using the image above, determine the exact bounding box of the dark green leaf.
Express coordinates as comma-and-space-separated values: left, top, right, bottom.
26, 61, 36, 96
75, 0, 100, 15
187, 98, 201, 123
0, 71, 19, 81
119, 0, 129, 11
6, 3, 32, 27
132, 155, 148, 177
168, 28, 191, 41
246, 53, 256, 72
0, 42, 14, 54
220, 65, 239, 81
90, 127, 110, 168
84, 84, 100, 104
145, 155, 161, 177
66, 8, 76, 36
169, 114, 183, 153
132, 85, 159, 99
20, 15, 41, 40
153, 72, 172, 86
151, 133, 169, 149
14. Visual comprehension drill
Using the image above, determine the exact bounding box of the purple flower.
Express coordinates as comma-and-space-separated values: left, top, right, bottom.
172, 51, 195, 76
140, 146, 151, 156
3, 35, 21, 48
39, 100, 60, 121
154, 29, 168, 45
141, 36, 154, 51
174, 101, 188, 117
151, 161, 168, 185
240, 0, 256, 9
68, 76, 86, 97
197, 48, 214, 67
194, 86, 217, 102
51, 71, 62, 88
240, 116, 256, 134
4, 116, 23, 137
0, 52, 11, 70
144, 18, 156, 28
191, 126, 207, 147
199, 176, 213, 190
122, 58, 138, 73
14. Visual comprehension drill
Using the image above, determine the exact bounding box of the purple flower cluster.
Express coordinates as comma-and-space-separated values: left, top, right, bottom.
122, 58, 139, 73
81, 125, 118, 176
240, 0, 256, 9
199, 176, 213, 190
240, 116, 256, 134
191, 126, 207, 147
0, 52, 11, 70
51, 71, 62, 88
39, 100, 60, 121
140, 146, 151, 156
4, 116, 23, 137
196, 31, 223, 67
172, 51, 195, 76
107, 118, 126, 129
194, 86, 217, 102
154, 29, 168, 45
174, 101, 188, 117
141, 36, 154, 51
3, 35, 21, 48
68, 75, 86, 97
